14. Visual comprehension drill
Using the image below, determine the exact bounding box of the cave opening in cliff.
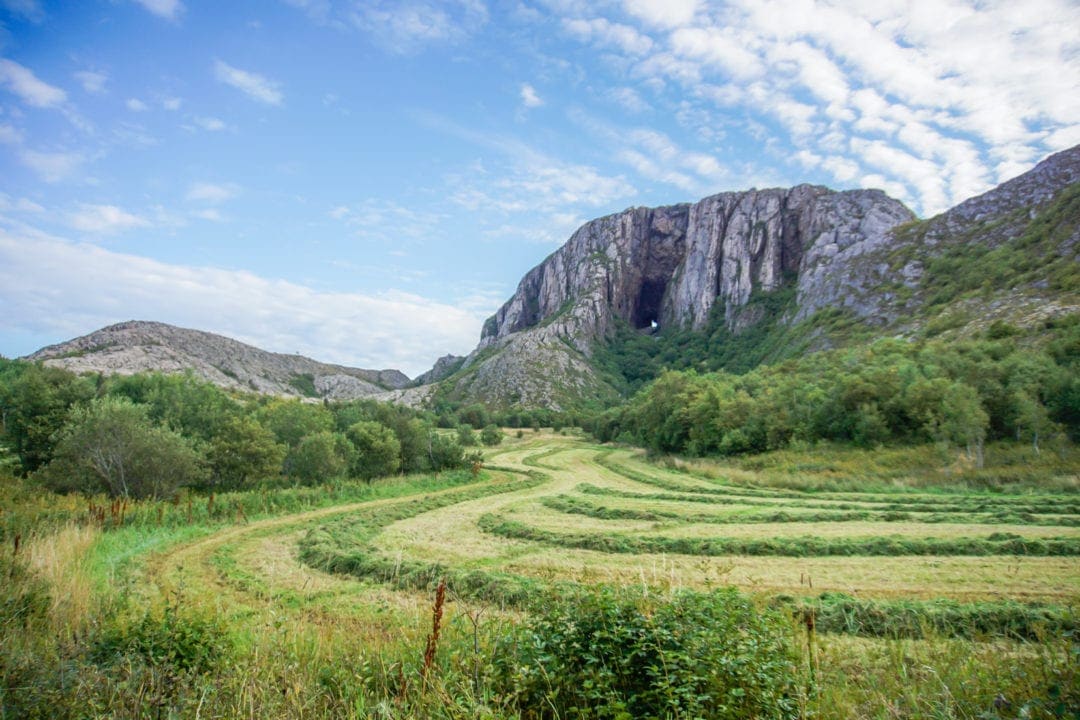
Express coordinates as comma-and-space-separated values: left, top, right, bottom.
633, 279, 666, 330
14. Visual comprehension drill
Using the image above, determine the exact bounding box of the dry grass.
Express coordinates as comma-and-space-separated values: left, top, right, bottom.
24, 522, 101, 636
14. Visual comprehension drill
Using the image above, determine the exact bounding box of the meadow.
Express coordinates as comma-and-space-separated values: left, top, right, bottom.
2, 431, 1077, 718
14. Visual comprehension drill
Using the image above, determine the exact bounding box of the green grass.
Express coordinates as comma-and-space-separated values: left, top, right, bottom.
3, 434, 1078, 719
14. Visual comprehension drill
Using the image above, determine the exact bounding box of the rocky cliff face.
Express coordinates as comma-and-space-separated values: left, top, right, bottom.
481, 185, 914, 347
27, 321, 410, 400
438, 144, 1080, 409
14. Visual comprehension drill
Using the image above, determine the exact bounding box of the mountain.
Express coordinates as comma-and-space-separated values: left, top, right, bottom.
25, 320, 411, 400
427, 144, 1080, 410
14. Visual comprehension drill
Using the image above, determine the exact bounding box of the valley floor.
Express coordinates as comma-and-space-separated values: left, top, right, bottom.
3, 432, 1077, 718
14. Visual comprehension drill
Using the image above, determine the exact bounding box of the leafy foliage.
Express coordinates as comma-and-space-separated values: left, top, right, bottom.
286, 431, 354, 484
587, 329, 1078, 457
345, 420, 401, 480
40, 396, 206, 499
205, 415, 286, 489
494, 587, 798, 720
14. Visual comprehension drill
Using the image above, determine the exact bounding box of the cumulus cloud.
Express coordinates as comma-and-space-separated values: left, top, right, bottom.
562, 17, 654, 54
214, 60, 283, 105
0, 59, 66, 108
624, 0, 699, 28
68, 204, 150, 234
520, 83, 544, 108
0, 231, 490, 376
126, 98, 149, 112
557, 0, 1080, 216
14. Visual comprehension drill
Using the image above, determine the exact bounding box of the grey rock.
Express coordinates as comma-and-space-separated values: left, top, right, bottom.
449, 144, 1080, 408
26, 320, 411, 400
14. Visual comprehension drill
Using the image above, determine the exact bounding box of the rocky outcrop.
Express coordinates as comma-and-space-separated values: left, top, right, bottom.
481, 185, 914, 346
26, 320, 410, 400
443, 144, 1080, 409
413, 354, 465, 386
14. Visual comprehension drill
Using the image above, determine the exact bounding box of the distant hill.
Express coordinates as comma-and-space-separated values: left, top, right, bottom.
424, 144, 1080, 410
26, 320, 410, 400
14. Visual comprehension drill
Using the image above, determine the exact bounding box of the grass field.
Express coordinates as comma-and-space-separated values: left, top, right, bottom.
2, 431, 1077, 718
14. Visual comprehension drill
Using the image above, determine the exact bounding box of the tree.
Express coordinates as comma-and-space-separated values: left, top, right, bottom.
456, 423, 478, 447
346, 420, 400, 480
286, 431, 354, 484
480, 424, 504, 447
206, 416, 286, 489
0, 361, 95, 474
41, 396, 206, 498
106, 371, 238, 441
457, 403, 490, 430
257, 400, 334, 448
428, 432, 466, 471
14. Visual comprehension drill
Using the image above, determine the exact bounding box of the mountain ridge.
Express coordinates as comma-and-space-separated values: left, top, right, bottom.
431, 144, 1080, 410
26, 320, 410, 400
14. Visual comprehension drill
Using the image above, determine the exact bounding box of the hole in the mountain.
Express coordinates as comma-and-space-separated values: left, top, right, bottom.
633, 279, 666, 329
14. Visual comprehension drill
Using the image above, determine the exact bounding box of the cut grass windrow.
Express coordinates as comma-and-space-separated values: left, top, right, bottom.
787, 592, 1078, 641
477, 513, 1080, 557
578, 478, 1080, 519
545, 492, 1080, 527
596, 453, 1080, 514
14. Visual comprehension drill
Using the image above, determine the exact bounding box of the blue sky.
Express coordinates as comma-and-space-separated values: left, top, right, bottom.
1, 0, 1077, 377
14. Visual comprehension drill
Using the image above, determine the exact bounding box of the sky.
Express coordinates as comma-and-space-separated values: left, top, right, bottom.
0, 0, 1077, 377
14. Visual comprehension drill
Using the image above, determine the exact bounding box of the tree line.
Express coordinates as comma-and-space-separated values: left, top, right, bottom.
584, 322, 1079, 462
0, 362, 506, 499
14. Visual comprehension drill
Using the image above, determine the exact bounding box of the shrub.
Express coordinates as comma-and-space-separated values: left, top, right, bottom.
494, 587, 798, 719
92, 605, 231, 676
480, 424, 504, 447
286, 431, 353, 484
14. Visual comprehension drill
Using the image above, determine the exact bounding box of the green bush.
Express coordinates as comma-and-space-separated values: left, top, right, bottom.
493, 587, 798, 719
92, 606, 231, 675
480, 424, 504, 447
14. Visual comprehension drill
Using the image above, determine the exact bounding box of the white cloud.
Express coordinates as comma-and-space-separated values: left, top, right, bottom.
0, 123, 22, 144
68, 204, 150, 234
0, 231, 490, 376
560, 0, 1080, 216
0, 59, 66, 108
132, 0, 183, 20
350, 0, 488, 54
186, 181, 240, 204
569, 111, 727, 194
74, 70, 107, 94
520, 83, 543, 108
606, 86, 650, 113
669, 26, 762, 81
624, 0, 699, 28
0, 192, 44, 214
193, 115, 227, 131
126, 98, 149, 112
192, 208, 224, 222
18, 149, 84, 182
1044, 124, 1080, 152
162, 96, 182, 110
214, 60, 283, 105
562, 17, 654, 54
